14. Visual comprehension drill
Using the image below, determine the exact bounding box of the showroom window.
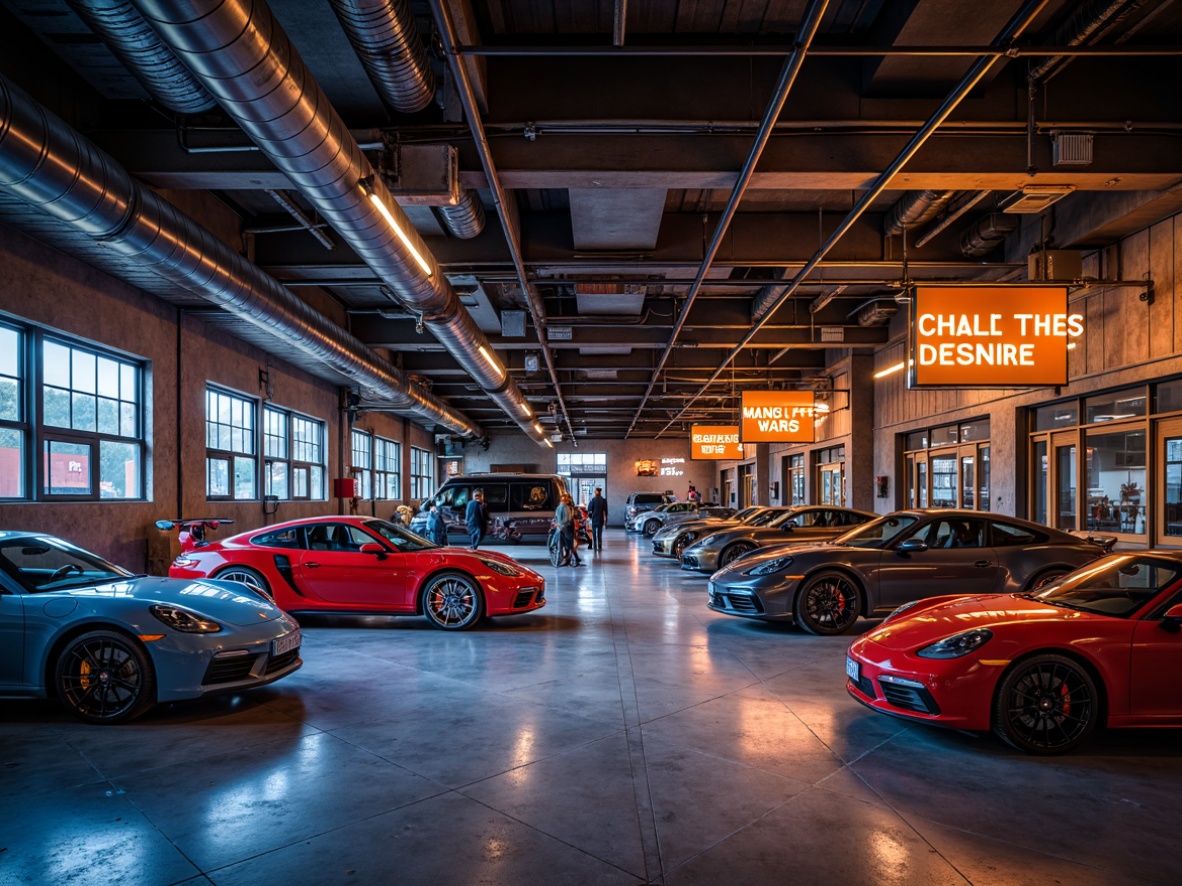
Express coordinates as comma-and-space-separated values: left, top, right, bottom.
411, 446, 434, 500
351, 429, 373, 500
0, 324, 25, 499
264, 406, 326, 501
206, 387, 256, 500
374, 437, 401, 500
787, 454, 805, 505
815, 445, 846, 507
903, 420, 990, 512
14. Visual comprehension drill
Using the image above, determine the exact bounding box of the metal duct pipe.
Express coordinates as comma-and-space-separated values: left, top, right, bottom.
436, 188, 486, 239
327, 0, 436, 114
0, 73, 480, 438
131, 0, 545, 444
883, 190, 955, 237
959, 213, 1019, 256
63, 0, 216, 114
1029, 0, 1143, 82
751, 284, 790, 322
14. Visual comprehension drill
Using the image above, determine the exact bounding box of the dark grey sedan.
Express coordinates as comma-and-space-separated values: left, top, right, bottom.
706, 509, 1115, 635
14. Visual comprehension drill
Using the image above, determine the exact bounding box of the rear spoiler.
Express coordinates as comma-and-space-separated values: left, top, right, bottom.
1069, 531, 1118, 552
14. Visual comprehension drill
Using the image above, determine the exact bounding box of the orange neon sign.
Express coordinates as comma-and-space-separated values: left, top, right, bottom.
690, 425, 745, 460
739, 391, 815, 443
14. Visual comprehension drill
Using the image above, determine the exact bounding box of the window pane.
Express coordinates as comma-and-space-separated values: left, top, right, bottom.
44, 440, 92, 495
959, 419, 989, 443
97, 357, 119, 398
121, 402, 138, 438
43, 386, 71, 428
233, 456, 255, 499
1086, 388, 1146, 424
71, 392, 96, 432
929, 425, 957, 447
267, 461, 289, 499
43, 341, 70, 388
97, 397, 120, 435
72, 349, 96, 394
0, 327, 17, 376
0, 377, 18, 421
0, 427, 23, 498
121, 363, 137, 401
293, 467, 309, 498
310, 465, 323, 498
1034, 403, 1078, 430
208, 457, 230, 497
1086, 428, 1146, 535
100, 441, 140, 499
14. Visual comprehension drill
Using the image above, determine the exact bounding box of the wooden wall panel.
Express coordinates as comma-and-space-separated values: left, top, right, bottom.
1150, 217, 1175, 358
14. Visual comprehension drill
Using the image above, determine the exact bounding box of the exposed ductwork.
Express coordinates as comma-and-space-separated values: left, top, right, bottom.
63, 0, 216, 114
884, 189, 956, 237
327, 0, 436, 114
1028, 0, 1147, 82
0, 73, 481, 438
751, 284, 790, 322
435, 189, 486, 240
131, 0, 545, 444
960, 212, 1020, 256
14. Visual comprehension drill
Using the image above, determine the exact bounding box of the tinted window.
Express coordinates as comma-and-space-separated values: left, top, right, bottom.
251, 527, 302, 548
1034, 555, 1181, 618
920, 518, 986, 548
437, 484, 470, 509
990, 522, 1046, 546
364, 519, 437, 551
511, 480, 555, 511
835, 514, 920, 548
481, 483, 509, 511
0, 536, 129, 592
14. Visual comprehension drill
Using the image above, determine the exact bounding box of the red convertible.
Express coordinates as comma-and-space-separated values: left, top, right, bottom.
167, 516, 545, 631
846, 551, 1182, 753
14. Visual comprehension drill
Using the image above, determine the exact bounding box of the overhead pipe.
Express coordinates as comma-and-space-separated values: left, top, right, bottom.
914, 190, 993, 248
131, 0, 546, 445
427, 0, 575, 444
1029, 0, 1146, 82
625, 0, 832, 437
883, 190, 956, 237
435, 188, 486, 240
656, 0, 1054, 438
327, 0, 436, 113
0, 73, 480, 438
63, 0, 216, 114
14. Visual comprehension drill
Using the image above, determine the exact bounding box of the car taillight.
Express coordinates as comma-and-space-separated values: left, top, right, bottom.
172, 556, 198, 568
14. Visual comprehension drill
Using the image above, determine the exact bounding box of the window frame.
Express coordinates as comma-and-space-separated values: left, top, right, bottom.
205, 386, 257, 501
410, 445, 435, 501
263, 405, 326, 502
373, 436, 401, 501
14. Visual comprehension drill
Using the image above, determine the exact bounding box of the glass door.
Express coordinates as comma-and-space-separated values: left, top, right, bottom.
1156, 417, 1182, 547
1030, 432, 1078, 529
1055, 436, 1078, 530
818, 462, 844, 506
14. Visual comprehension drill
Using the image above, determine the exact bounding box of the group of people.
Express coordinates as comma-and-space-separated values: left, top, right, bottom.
551, 487, 608, 567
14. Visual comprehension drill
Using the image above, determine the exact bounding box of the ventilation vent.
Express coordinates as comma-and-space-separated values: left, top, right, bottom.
501, 309, 526, 337
1052, 132, 1093, 167
819, 327, 845, 343
999, 185, 1076, 214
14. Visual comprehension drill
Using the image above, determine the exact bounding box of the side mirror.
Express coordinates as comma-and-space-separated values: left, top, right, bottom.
1162, 603, 1182, 632
782, 521, 797, 532
896, 538, 929, 555
359, 542, 387, 560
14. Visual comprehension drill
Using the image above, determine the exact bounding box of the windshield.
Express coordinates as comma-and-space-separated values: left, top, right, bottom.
747, 510, 785, 527
1030, 555, 1182, 618
363, 520, 439, 552
0, 536, 132, 593
767, 510, 800, 528
832, 514, 919, 548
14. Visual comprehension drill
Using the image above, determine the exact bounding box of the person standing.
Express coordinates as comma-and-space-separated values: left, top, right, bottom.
465, 489, 487, 550
586, 487, 608, 552
687, 484, 702, 508
425, 502, 447, 546
554, 493, 580, 566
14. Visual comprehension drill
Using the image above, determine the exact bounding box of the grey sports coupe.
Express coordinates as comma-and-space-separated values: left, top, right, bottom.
680, 506, 876, 571
705, 509, 1115, 635
651, 506, 777, 559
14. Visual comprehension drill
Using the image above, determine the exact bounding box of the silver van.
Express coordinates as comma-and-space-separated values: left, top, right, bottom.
411, 473, 569, 542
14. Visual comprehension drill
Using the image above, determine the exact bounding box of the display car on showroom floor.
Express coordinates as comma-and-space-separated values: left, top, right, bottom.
626, 501, 700, 535
651, 506, 774, 559
167, 516, 545, 631
681, 506, 876, 571
706, 510, 1114, 635
634, 504, 734, 538
846, 551, 1182, 754
0, 531, 301, 724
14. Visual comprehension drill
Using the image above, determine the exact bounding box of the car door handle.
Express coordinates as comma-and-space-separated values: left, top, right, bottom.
305, 562, 321, 569
974, 560, 990, 568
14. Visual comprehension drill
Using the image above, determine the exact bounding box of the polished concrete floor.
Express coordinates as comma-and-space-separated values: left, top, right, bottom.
4, 531, 1182, 885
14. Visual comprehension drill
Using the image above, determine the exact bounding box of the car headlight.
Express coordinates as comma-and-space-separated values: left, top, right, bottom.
883, 600, 920, 624
916, 628, 993, 659
698, 535, 719, 546
743, 556, 793, 577
478, 558, 522, 577
149, 604, 222, 634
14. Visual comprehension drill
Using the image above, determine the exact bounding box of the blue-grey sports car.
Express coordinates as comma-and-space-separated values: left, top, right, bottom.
0, 531, 302, 724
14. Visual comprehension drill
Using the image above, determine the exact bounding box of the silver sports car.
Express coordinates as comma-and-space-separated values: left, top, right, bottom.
651, 506, 776, 559
0, 531, 302, 723
705, 509, 1114, 635
627, 501, 700, 535
681, 506, 876, 571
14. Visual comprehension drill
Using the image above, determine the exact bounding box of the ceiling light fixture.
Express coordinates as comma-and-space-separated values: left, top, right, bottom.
873, 360, 910, 379
358, 177, 432, 277
478, 345, 504, 379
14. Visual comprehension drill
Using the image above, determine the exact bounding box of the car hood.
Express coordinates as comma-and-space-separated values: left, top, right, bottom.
62, 576, 285, 626
864, 594, 1103, 650
428, 548, 542, 579
706, 541, 850, 579
657, 518, 735, 537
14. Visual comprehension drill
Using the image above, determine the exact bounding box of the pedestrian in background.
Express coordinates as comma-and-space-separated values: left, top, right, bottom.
425, 501, 447, 546
465, 489, 488, 550
586, 487, 608, 552
554, 493, 580, 566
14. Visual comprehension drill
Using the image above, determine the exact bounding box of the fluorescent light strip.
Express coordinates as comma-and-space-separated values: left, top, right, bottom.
366, 191, 433, 277
478, 345, 504, 379
873, 361, 906, 379
543, 438, 554, 448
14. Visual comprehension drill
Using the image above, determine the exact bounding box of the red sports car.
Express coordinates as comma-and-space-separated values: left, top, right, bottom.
167, 516, 545, 631
846, 551, 1182, 754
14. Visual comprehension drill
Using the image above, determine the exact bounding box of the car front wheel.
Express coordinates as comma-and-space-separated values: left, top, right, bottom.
993, 654, 1099, 754
55, 630, 156, 724
673, 535, 692, 558
795, 571, 862, 635
719, 542, 754, 567
422, 572, 484, 631
643, 519, 662, 537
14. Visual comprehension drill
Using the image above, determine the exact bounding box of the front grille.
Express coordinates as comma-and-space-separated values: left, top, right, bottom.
265, 648, 300, 675
513, 588, 538, 608
652, 541, 663, 554
710, 589, 764, 614
203, 653, 261, 685
852, 674, 876, 699
878, 678, 940, 715
681, 555, 699, 569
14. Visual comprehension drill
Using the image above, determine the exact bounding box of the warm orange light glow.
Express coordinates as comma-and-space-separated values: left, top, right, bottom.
690, 425, 744, 460
365, 189, 433, 277
739, 391, 815, 443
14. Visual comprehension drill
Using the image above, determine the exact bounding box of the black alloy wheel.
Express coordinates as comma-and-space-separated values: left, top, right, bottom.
719, 542, 754, 567
993, 654, 1099, 754
643, 519, 662, 537
795, 571, 862, 635
55, 630, 156, 724
422, 572, 484, 631
673, 534, 692, 558
214, 565, 271, 596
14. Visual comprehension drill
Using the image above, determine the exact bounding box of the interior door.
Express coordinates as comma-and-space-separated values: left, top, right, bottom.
1156, 417, 1182, 547
295, 523, 407, 608
877, 517, 999, 608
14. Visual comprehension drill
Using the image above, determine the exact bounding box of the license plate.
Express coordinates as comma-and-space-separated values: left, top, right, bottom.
846, 657, 860, 683
273, 629, 301, 656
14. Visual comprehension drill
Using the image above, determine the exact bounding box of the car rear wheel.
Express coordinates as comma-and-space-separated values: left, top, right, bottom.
55, 630, 156, 724
422, 572, 483, 631
795, 571, 862, 635
1024, 568, 1069, 592
993, 654, 1098, 754
719, 542, 754, 567
643, 519, 662, 537
214, 565, 271, 596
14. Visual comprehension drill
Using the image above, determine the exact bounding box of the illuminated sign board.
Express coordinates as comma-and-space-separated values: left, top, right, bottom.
740, 391, 816, 443
910, 286, 1080, 388
690, 425, 744, 460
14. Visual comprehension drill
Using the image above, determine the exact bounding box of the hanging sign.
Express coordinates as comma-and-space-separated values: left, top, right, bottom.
909, 286, 1081, 388
739, 391, 816, 443
690, 425, 744, 460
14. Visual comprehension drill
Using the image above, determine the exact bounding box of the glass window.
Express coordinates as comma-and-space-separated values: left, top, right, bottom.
929, 425, 958, 447
1156, 378, 1182, 415
905, 431, 928, 451
261, 405, 326, 501
352, 429, 373, 500
374, 437, 401, 500
480, 483, 509, 510
1085, 388, 1147, 424
980, 446, 991, 512
1085, 428, 1146, 535
411, 446, 434, 501
959, 419, 989, 443
930, 453, 957, 508
264, 408, 287, 459
250, 526, 303, 548
43, 440, 92, 495
920, 518, 986, 548
1034, 403, 1079, 431
206, 388, 256, 500
990, 521, 1046, 546
511, 481, 554, 511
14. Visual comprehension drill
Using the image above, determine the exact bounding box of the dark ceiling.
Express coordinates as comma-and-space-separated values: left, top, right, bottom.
1, 0, 1180, 442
